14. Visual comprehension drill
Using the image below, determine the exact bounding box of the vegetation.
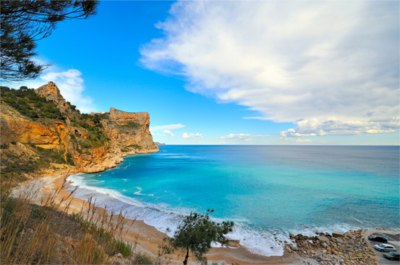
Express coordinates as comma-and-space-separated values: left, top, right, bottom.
133, 253, 154, 265
3, 144, 71, 171
76, 113, 110, 148
124, 121, 141, 130
166, 210, 234, 265
121, 144, 142, 152
1, 86, 65, 120
1, 85, 109, 149
1, 0, 97, 81
0, 143, 77, 193
69, 214, 132, 258
0, 185, 133, 264
0, 83, 164, 264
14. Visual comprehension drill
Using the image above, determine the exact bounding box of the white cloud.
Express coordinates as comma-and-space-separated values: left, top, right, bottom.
40, 69, 94, 113
223, 133, 252, 141
151, 123, 185, 137
151, 123, 185, 131
182, 132, 202, 139
150, 123, 185, 137
141, 0, 400, 137
162, 129, 175, 136
280, 119, 396, 137
6, 67, 95, 113
221, 133, 269, 142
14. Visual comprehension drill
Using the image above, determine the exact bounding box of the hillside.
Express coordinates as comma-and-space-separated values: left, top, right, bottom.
0, 82, 158, 190
0, 82, 162, 264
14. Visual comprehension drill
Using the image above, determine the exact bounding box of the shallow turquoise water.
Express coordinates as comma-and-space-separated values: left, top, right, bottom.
68, 145, 400, 256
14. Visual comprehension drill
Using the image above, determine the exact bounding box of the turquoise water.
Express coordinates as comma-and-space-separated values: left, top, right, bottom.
68, 145, 400, 256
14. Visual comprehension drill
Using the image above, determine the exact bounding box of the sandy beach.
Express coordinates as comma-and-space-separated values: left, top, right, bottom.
10, 172, 400, 265
10, 173, 304, 265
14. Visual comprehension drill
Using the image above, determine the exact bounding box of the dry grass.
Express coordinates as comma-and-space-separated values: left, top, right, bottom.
0, 179, 158, 265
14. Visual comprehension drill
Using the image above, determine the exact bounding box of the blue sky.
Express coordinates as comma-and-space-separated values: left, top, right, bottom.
5, 0, 400, 145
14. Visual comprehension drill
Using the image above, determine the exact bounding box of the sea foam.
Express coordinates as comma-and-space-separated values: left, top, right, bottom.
66, 174, 359, 257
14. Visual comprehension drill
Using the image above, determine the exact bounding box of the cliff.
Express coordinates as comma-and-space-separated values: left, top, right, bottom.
0, 82, 158, 185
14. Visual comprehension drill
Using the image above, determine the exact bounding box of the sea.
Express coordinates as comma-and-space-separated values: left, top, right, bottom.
67, 145, 400, 256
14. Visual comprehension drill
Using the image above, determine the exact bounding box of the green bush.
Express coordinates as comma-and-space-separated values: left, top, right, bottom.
111, 239, 132, 258
133, 253, 153, 265
79, 125, 109, 148
124, 121, 141, 129
30, 204, 47, 220
0, 86, 65, 121
69, 214, 132, 258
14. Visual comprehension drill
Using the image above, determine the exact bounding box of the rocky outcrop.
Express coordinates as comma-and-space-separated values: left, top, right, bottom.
35, 81, 80, 122
0, 82, 158, 177
78, 108, 159, 173
287, 230, 378, 265
107, 108, 158, 153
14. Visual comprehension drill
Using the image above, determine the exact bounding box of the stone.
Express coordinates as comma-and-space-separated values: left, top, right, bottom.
318, 235, 330, 243
332, 232, 344, 238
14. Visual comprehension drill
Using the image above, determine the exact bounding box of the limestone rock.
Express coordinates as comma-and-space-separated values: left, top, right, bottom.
106, 107, 158, 153
35, 81, 80, 121
1, 82, 158, 177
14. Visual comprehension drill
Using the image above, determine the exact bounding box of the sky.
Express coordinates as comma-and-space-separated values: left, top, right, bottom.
3, 0, 400, 145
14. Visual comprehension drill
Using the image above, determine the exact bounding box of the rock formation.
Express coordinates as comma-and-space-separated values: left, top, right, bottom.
107, 107, 158, 154
288, 230, 378, 265
0, 82, 158, 181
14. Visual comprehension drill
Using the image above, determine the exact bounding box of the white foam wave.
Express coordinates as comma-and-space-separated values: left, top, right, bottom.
289, 223, 359, 237
133, 187, 142, 195
133, 186, 154, 197
67, 174, 144, 208
66, 174, 362, 257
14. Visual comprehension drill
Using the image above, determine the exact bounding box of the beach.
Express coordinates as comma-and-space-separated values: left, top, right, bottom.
11, 170, 399, 265
10, 172, 304, 265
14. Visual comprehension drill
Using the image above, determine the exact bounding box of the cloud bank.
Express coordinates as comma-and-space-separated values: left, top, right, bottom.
141, 0, 399, 137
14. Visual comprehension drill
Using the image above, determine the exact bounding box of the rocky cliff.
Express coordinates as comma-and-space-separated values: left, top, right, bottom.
0, 82, 158, 185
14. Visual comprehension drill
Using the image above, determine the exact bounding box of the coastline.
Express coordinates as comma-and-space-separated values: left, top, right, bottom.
10, 172, 304, 265
11, 170, 400, 265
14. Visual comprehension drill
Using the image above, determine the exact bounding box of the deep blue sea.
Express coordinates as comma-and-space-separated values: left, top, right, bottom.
67, 145, 400, 256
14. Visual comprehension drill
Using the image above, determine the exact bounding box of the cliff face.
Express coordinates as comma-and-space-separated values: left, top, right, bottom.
107, 108, 158, 153
0, 82, 158, 180
0, 104, 61, 149
35, 81, 81, 122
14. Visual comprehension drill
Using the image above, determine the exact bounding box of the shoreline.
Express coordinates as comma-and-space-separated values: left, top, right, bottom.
10, 172, 303, 265
10, 171, 400, 264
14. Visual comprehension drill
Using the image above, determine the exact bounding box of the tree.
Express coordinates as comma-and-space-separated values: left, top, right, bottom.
167, 210, 234, 265
0, 0, 97, 81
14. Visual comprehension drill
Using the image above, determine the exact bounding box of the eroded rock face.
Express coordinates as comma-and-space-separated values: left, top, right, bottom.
36, 81, 80, 122
1, 82, 158, 175
0, 104, 62, 149
106, 108, 158, 154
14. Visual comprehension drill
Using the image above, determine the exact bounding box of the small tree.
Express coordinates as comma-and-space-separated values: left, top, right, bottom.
168, 210, 234, 265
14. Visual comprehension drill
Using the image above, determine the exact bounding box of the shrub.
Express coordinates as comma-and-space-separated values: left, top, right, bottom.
134, 253, 153, 265
166, 210, 234, 265
0, 86, 65, 121
111, 239, 132, 258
